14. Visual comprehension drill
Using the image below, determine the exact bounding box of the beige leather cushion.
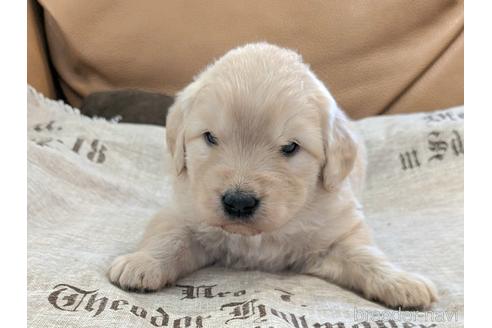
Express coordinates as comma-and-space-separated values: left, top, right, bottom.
28, 0, 56, 99
38, 0, 463, 119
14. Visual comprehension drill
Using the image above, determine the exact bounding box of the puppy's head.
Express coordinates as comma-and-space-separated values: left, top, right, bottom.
166, 43, 357, 236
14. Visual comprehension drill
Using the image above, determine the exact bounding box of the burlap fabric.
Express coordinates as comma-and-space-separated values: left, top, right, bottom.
27, 86, 463, 328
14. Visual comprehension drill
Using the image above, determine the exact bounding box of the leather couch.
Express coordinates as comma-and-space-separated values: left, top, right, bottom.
28, 0, 463, 119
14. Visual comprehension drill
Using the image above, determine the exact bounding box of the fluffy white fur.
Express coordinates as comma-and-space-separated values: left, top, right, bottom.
108, 43, 437, 309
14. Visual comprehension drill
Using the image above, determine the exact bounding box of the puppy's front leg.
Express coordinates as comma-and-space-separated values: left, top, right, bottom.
303, 222, 438, 309
108, 209, 211, 291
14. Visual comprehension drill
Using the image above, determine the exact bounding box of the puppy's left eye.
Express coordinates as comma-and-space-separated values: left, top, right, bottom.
203, 131, 218, 146
280, 142, 299, 156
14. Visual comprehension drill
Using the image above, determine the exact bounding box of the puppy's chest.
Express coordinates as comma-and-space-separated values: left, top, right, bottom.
206, 234, 306, 272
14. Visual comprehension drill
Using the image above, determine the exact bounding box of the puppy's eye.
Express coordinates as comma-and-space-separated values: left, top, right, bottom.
203, 131, 218, 146
280, 142, 299, 156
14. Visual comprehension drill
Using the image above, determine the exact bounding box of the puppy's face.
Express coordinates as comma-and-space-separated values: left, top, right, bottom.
166, 44, 357, 236
185, 91, 323, 235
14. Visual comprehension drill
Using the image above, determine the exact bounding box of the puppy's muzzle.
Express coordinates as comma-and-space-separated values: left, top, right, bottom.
221, 189, 259, 219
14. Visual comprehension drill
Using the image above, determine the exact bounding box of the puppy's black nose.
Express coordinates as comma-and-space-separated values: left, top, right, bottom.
222, 190, 259, 219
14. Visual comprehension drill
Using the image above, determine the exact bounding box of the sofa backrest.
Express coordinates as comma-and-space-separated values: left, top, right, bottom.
34, 0, 463, 119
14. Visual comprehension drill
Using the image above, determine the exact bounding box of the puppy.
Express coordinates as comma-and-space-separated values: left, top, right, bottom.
108, 43, 437, 309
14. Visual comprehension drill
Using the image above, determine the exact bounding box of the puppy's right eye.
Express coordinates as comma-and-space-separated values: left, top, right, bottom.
203, 132, 218, 146
281, 142, 299, 156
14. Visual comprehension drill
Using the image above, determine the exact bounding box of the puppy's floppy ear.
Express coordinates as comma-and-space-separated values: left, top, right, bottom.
166, 100, 186, 175
166, 81, 202, 175
316, 87, 358, 191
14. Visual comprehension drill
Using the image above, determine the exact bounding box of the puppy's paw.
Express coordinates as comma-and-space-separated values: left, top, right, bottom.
370, 272, 438, 309
107, 252, 168, 292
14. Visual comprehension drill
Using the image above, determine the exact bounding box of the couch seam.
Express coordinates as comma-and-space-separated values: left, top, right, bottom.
379, 27, 464, 115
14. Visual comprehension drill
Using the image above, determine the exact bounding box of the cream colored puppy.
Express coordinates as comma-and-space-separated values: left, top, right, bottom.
108, 43, 437, 309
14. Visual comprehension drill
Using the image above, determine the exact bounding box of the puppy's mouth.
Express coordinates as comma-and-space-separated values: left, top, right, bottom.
220, 223, 261, 236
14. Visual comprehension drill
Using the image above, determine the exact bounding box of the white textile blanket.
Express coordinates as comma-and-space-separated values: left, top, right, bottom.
27, 86, 463, 328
